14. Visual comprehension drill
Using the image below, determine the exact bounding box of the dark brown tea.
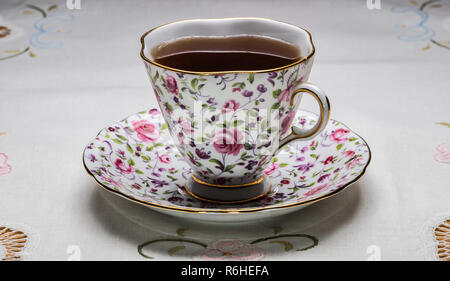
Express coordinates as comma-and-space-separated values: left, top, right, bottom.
151, 35, 301, 72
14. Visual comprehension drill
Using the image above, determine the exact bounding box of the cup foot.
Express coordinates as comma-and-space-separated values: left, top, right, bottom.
185, 177, 271, 204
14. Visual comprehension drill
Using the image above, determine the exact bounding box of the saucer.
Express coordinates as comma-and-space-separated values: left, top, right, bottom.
83, 108, 371, 222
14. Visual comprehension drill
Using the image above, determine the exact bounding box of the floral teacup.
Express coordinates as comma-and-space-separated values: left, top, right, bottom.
140, 18, 330, 203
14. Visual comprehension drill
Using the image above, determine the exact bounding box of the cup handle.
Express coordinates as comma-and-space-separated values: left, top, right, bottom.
278, 82, 331, 149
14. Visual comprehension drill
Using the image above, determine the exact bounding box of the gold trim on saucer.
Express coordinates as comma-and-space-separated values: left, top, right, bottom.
82, 111, 372, 214
140, 17, 316, 76
183, 184, 272, 205
191, 174, 265, 188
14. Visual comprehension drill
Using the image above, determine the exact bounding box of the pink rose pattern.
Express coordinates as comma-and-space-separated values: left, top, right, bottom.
84, 109, 371, 210
114, 158, 134, 174
264, 162, 279, 175
344, 150, 355, 158
330, 128, 350, 144
211, 128, 243, 156
323, 156, 334, 165
146, 61, 310, 185
221, 99, 240, 113
165, 75, 178, 95
158, 154, 171, 164
131, 120, 160, 143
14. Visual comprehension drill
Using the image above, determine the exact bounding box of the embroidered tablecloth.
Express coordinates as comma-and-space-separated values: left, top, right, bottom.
0, 0, 449, 260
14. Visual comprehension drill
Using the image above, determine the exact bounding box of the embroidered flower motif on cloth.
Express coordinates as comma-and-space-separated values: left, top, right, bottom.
138, 227, 319, 260
0, 153, 12, 175
434, 143, 450, 164
434, 219, 450, 261
193, 239, 265, 261
0, 26, 11, 38
0, 226, 30, 261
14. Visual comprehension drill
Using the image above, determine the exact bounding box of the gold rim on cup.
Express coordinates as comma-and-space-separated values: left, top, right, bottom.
140, 17, 316, 76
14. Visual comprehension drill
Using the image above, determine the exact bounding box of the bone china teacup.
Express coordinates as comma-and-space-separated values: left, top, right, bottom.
140, 18, 330, 203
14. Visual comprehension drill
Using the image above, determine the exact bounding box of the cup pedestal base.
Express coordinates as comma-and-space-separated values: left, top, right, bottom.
185, 177, 271, 204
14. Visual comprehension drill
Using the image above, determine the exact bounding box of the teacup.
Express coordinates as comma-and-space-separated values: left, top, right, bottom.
140, 18, 330, 203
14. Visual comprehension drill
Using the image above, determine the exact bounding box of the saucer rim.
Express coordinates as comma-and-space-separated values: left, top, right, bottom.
83, 110, 372, 215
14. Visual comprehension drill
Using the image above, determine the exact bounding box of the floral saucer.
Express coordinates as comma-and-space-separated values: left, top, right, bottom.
83, 108, 371, 222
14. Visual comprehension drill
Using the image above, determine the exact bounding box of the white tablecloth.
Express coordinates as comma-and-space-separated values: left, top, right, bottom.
0, 0, 449, 261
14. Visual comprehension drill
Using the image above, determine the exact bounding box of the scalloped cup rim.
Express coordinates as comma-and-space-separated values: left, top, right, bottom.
140, 17, 316, 75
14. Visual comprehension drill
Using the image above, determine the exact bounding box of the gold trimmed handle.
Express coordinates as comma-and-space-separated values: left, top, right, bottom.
278, 82, 330, 149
